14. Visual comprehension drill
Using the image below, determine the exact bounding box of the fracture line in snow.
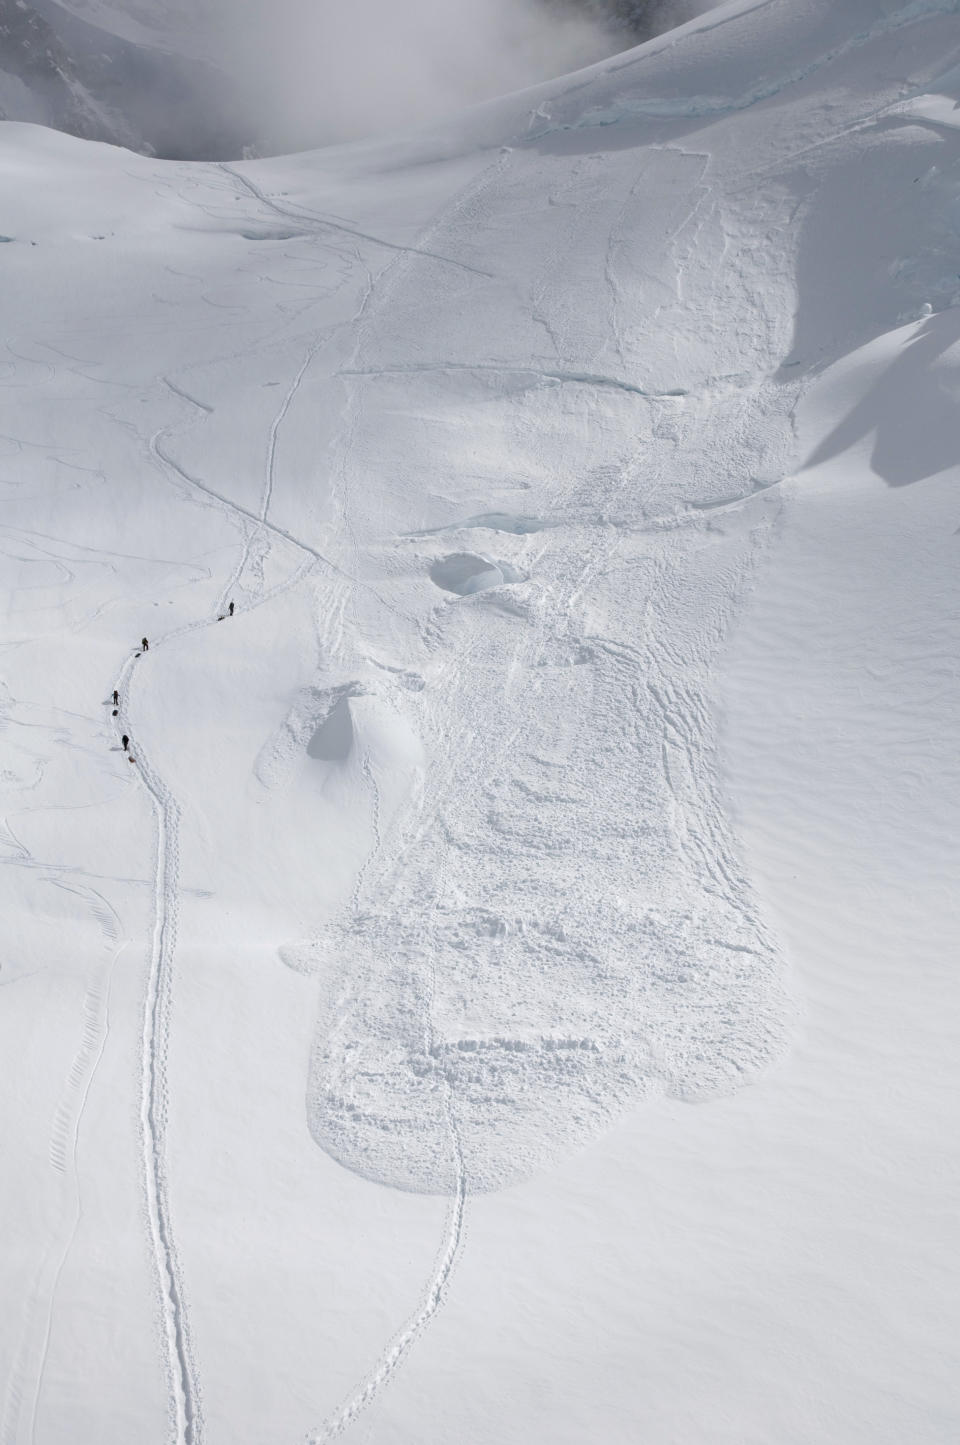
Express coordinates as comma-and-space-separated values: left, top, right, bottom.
218, 164, 495, 280
161, 376, 213, 414
307, 1105, 467, 1444
338, 360, 687, 398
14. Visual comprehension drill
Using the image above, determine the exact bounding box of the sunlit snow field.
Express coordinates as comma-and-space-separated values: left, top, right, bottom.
1, 1, 958, 1442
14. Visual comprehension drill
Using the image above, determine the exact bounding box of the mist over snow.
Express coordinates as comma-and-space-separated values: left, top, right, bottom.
215, 0, 718, 153
4, 0, 721, 156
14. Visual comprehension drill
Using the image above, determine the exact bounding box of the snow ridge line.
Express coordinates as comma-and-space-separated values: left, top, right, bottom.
307, 1102, 467, 1444
528, 0, 960, 141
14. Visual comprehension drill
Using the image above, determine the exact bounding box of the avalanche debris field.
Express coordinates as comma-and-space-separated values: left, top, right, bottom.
1, 2, 958, 1442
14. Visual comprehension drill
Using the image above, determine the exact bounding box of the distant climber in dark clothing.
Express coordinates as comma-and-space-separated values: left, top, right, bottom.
122, 735, 129, 751
228, 601, 235, 616
141, 637, 149, 651
113, 690, 119, 706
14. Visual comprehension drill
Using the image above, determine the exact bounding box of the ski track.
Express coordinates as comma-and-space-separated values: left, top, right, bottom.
148, 414, 417, 636
108, 184, 355, 1436
308, 1107, 467, 1445
218, 163, 496, 281
112, 490, 326, 1445
223, 332, 326, 611
119, 654, 202, 1445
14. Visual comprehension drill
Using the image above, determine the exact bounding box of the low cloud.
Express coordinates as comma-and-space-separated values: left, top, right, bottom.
213, 0, 724, 155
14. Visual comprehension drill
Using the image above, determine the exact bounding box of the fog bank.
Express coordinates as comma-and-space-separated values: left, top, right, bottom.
8, 0, 722, 158
212, 0, 721, 155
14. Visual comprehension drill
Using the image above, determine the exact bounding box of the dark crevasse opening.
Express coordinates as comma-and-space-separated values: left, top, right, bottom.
307, 696, 355, 763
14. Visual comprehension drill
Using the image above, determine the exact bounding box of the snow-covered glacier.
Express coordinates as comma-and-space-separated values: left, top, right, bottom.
1, 1, 958, 1442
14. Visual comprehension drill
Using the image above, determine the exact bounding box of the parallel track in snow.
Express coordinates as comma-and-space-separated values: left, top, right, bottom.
115, 546, 327, 1443
309, 1105, 467, 1444
113, 646, 202, 1445
122, 271, 362, 1435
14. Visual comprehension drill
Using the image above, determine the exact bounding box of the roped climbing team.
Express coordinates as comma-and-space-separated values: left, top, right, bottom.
112, 602, 236, 762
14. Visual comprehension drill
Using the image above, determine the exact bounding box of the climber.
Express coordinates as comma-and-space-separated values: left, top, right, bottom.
141, 637, 149, 652
228, 601, 235, 616
112, 689, 119, 706
121, 735, 129, 751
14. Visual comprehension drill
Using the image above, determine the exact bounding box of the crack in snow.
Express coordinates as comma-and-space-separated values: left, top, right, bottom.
219, 164, 496, 281
338, 360, 687, 398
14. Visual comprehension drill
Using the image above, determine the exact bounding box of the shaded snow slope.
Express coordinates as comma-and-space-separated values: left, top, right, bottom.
1, 1, 959, 1441
0, 0, 246, 157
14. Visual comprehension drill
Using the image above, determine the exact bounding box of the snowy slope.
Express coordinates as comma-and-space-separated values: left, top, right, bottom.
1, 1, 959, 1442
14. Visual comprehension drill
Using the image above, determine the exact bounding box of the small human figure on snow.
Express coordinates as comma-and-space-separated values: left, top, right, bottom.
228, 601, 235, 616
141, 637, 149, 652
113, 690, 119, 706
122, 735, 129, 751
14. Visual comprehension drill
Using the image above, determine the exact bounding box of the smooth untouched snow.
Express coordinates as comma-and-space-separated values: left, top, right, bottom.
1, 1, 958, 1442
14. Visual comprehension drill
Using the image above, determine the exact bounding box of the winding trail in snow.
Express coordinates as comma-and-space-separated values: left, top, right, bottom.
113, 645, 201, 1445
111, 558, 324, 1443
217, 163, 496, 281
309, 1106, 467, 1444
221, 331, 328, 610
120, 299, 352, 1440
111, 484, 331, 1443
